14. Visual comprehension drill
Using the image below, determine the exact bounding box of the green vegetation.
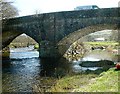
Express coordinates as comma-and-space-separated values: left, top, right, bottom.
85, 41, 119, 46
48, 68, 119, 92
74, 68, 119, 92
84, 41, 119, 52
2, 47, 10, 58
2, 52, 10, 57
49, 73, 98, 92
34, 44, 39, 49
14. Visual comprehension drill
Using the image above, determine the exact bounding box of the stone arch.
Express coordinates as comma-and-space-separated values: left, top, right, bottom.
9, 33, 38, 48
57, 24, 119, 55
2, 30, 39, 49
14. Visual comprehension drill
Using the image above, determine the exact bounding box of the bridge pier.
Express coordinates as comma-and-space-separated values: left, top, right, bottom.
39, 41, 61, 59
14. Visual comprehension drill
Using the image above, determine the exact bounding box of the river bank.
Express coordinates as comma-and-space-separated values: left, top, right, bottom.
46, 68, 119, 92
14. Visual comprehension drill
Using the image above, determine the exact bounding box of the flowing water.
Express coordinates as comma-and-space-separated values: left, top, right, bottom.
2, 46, 116, 92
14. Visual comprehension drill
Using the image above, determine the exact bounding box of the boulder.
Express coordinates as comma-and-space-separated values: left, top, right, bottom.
79, 60, 114, 67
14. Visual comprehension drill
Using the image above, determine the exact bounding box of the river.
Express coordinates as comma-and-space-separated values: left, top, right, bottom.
2, 46, 116, 92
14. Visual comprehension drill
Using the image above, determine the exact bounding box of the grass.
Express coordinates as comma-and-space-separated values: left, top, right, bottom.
48, 73, 98, 92
48, 68, 119, 92
85, 41, 119, 46
74, 68, 119, 92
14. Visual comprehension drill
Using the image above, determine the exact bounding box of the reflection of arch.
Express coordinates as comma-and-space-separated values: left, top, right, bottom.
57, 24, 119, 55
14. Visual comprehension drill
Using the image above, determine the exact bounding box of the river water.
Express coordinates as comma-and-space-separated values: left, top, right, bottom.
2, 46, 116, 92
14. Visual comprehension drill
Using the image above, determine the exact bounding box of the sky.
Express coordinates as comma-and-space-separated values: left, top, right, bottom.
12, 0, 120, 16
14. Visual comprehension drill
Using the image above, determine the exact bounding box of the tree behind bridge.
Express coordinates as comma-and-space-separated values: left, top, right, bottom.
0, 0, 18, 20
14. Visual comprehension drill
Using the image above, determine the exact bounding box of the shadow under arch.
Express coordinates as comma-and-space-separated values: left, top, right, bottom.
57, 24, 119, 56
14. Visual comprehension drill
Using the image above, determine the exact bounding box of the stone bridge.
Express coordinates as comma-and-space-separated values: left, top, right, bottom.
2, 8, 120, 59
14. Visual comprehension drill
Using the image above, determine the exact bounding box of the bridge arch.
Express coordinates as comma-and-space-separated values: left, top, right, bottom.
9, 33, 38, 48
57, 24, 119, 55
2, 29, 39, 49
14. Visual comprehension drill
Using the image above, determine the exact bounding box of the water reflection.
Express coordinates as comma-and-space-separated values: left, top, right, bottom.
40, 58, 73, 77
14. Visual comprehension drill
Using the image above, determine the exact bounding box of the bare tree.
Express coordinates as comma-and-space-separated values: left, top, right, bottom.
0, 0, 18, 20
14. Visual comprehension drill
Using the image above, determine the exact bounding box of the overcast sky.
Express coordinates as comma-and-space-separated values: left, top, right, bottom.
13, 0, 120, 16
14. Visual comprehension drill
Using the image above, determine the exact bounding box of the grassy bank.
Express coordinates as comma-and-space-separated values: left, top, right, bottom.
49, 73, 97, 92
48, 68, 119, 92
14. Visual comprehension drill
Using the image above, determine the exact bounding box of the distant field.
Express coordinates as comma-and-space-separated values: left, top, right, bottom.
85, 41, 119, 46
